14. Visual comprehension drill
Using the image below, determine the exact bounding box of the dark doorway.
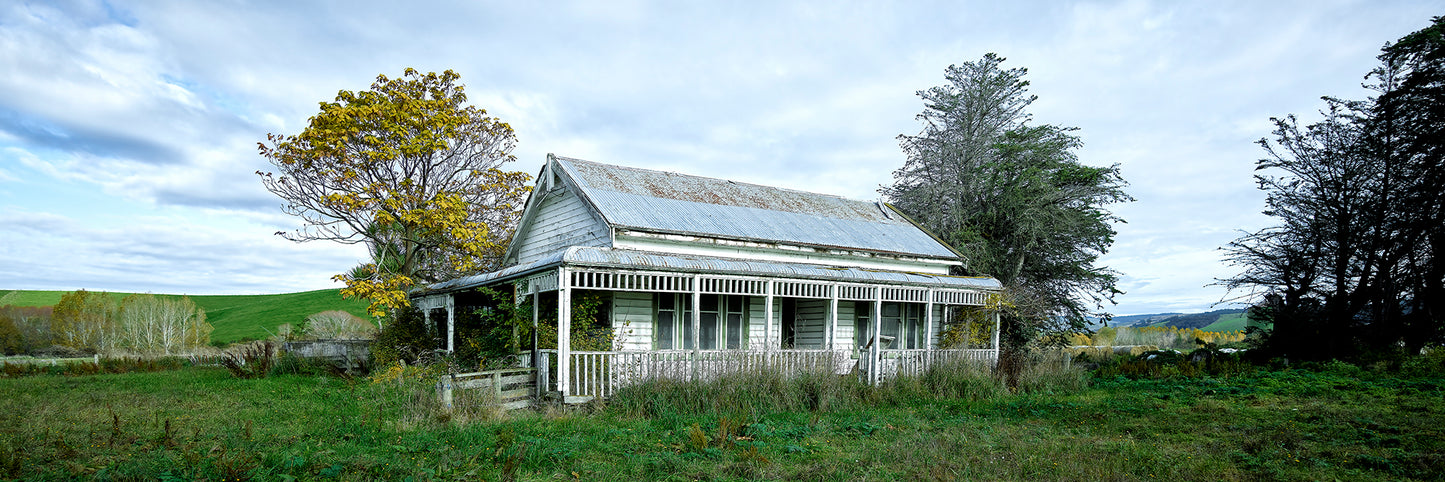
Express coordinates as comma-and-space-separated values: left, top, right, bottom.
781, 298, 797, 349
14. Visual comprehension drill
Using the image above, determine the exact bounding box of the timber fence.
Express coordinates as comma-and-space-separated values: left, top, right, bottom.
437, 367, 537, 411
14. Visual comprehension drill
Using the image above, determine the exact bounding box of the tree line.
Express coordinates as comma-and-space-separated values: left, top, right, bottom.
1221, 17, 1445, 361
0, 290, 212, 356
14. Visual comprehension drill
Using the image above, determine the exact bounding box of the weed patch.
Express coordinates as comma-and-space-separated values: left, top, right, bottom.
218, 341, 276, 379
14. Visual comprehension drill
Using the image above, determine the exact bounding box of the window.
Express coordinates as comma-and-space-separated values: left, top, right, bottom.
878, 302, 924, 350
726, 295, 745, 349
654, 293, 748, 350
881, 303, 901, 347
655, 294, 677, 350
700, 294, 719, 349
652, 293, 696, 349
853, 301, 872, 351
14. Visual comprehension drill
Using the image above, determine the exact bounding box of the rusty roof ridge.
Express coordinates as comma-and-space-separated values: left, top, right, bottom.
554, 155, 870, 205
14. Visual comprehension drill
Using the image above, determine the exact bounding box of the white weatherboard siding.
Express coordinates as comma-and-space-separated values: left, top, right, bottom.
835, 302, 856, 352
931, 304, 943, 349
794, 299, 828, 349
511, 188, 610, 265
748, 296, 768, 350
612, 291, 653, 351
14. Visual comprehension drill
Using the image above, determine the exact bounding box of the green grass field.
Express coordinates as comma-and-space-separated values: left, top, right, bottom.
1, 362, 1441, 481
1204, 312, 1250, 332
0, 289, 370, 343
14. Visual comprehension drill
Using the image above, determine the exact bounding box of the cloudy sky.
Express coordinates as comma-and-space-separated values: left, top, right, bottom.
0, 1, 1438, 315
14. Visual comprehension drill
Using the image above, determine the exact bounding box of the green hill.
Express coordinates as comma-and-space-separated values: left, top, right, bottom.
0, 289, 370, 343
1141, 309, 1246, 331
1203, 312, 1250, 332
1107, 308, 1250, 333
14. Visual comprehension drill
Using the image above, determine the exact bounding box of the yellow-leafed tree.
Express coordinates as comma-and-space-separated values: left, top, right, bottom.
52, 289, 117, 352
258, 69, 532, 318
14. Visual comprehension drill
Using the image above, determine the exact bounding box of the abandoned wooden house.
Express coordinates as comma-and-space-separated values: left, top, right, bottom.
413, 154, 1001, 403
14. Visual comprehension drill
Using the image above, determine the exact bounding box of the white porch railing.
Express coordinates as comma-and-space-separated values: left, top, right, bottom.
883, 349, 999, 378
565, 349, 851, 399
539, 348, 999, 400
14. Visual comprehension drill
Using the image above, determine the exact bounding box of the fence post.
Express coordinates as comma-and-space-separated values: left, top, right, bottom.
438, 374, 454, 412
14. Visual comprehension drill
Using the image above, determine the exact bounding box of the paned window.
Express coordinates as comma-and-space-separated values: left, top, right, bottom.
878, 302, 924, 349
654, 293, 748, 350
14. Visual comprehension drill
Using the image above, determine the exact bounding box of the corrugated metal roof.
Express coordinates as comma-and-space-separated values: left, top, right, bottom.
425, 251, 566, 293
555, 156, 960, 259
422, 246, 1000, 295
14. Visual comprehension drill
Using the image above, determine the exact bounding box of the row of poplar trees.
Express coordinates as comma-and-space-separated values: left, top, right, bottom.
47, 290, 212, 356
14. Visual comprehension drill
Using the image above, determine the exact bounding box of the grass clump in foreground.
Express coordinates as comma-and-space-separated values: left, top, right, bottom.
2, 356, 1443, 481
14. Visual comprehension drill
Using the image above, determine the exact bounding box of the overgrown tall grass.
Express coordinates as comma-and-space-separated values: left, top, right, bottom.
3, 356, 1441, 480
367, 362, 505, 429
608, 357, 1088, 421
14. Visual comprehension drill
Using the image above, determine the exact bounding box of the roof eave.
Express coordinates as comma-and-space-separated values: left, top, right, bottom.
613, 225, 963, 264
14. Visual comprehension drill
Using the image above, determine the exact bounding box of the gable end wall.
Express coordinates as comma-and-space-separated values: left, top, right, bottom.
511, 187, 611, 265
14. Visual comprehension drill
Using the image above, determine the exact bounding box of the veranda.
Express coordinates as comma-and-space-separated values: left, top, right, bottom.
420, 263, 1000, 404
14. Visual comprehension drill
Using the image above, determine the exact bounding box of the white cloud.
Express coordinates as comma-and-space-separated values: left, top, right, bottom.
0, 208, 365, 294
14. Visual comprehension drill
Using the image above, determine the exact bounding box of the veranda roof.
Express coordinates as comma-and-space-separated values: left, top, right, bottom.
422, 246, 1000, 295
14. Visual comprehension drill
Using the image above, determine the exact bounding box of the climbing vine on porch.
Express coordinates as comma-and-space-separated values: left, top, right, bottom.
456, 287, 534, 368
939, 293, 1008, 349
531, 289, 616, 352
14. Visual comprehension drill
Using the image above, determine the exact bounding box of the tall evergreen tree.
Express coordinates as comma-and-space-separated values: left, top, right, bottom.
885, 54, 1132, 377
1222, 17, 1445, 359
1375, 17, 1445, 353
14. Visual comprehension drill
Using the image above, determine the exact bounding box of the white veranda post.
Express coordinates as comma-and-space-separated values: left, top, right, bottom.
557, 268, 572, 397
872, 295, 883, 386
764, 281, 775, 351
924, 291, 934, 354
991, 310, 1001, 357
828, 290, 839, 350
691, 275, 701, 377
445, 296, 455, 353
532, 290, 539, 366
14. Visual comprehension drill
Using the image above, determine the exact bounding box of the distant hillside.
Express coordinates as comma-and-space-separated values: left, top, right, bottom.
1109, 308, 1249, 332
0, 289, 370, 343
1108, 312, 1183, 327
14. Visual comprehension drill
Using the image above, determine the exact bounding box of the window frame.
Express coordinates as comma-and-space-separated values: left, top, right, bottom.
653, 293, 749, 350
